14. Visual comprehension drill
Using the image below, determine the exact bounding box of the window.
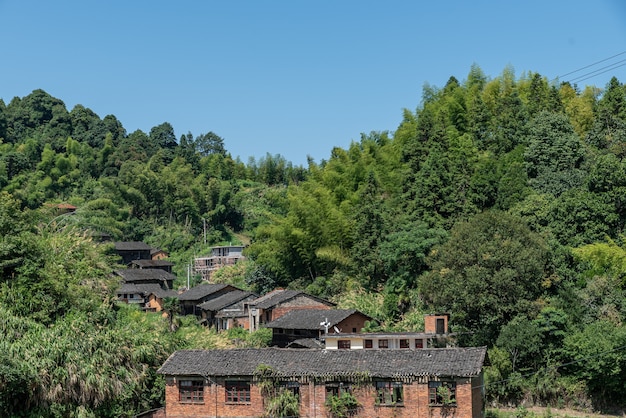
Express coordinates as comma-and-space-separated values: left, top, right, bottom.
338, 340, 351, 349
428, 381, 456, 406
415, 339, 424, 349
378, 339, 389, 349
281, 381, 300, 398
179, 380, 204, 403
375, 381, 403, 405
326, 382, 351, 398
399, 339, 410, 348
226, 381, 251, 403
364, 339, 373, 348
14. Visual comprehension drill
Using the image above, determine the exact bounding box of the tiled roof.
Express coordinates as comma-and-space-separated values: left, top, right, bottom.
147, 288, 180, 299
130, 259, 174, 268
177, 283, 232, 301
114, 269, 176, 283
114, 241, 153, 251
116, 283, 163, 295
198, 290, 257, 312
158, 347, 487, 379
265, 309, 369, 330
250, 289, 335, 310
287, 339, 325, 349
117, 283, 143, 294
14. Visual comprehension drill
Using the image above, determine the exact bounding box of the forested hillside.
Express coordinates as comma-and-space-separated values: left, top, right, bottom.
2, 66, 626, 416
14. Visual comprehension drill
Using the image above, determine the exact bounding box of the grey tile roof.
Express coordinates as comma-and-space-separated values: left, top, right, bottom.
114, 269, 176, 283
265, 309, 370, 330
158, 347, 487, 379
117, 283, 143, 294
250, 289, 335, 310
198, 291, 257, 312
147, 288, 180, 299
114, 241, 153, 251
177, 283, 232, 301
117, 283, 163, 295
286, 339, 325, 349
130, 259, 174, 268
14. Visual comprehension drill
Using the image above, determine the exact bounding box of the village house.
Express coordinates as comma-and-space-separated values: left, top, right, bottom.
116, 283, 162, 305
264, 308, 372, 347
324, 313, 454, 350
246, 289, 335, 332
158, 346, 487, 418
194, 245, 246, 281
177, 283, 241, 316
114, 269, 176, 291
130, 259, 174, 274
113, 241, 153, 264
198, 290, 258, 330
151, 247, 170, 260
145, 288, 181, 313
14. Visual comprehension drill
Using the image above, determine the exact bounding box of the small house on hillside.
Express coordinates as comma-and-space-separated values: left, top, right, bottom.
246, 289, 335, 332
116, 283, 164, 306
130, 259, 174, 274
177, 283, 240, 316
145, 288, 180, 313
114, 241, 153, 264
158, 346, 487, 418
194, 245, 246, 281
198, 290, 258, 330
264, 308, 372, 347
114, 269, 176, 291
151, 248, 169, 260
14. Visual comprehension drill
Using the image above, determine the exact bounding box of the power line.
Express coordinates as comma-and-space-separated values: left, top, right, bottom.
566, 59, 626, 85
550, 50, 626, 83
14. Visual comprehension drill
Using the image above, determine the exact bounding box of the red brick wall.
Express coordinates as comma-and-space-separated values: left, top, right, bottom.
164, 376, 481, 418
424, 314, 449, 334
270, 297, 332, 322
331, 314, 369, 334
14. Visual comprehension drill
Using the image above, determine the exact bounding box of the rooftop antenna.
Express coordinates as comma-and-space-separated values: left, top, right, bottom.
320, 318, 330, 335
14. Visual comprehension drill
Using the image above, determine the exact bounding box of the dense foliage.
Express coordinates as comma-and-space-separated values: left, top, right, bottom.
2, 67, 626, 414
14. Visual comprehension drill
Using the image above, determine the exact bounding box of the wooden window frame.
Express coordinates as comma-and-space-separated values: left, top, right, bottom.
378, 339, 389, 349
399, 339, 410, 348
179, 379, 204, 403
364, 339, 373, 348
338, 340, 351, 349
225, 380, 251, 404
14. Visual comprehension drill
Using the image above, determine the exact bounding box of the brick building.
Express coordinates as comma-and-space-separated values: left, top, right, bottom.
264, 308, 372, 347
158, 347, 486, 418
246, 289, 335, 331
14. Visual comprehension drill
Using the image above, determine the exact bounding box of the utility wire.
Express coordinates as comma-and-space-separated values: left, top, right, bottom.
473, 343, 626, 390
567, 59, 626, 85
550, 50, 626, 83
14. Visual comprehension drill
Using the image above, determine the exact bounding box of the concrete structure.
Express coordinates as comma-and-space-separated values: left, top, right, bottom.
193, 246, 245, 281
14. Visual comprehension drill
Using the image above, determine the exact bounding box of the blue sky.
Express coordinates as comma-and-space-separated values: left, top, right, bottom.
1, 1, 625, 166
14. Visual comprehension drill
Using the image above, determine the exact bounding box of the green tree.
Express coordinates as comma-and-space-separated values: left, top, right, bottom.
563, 320, 626, 406
420, 211, 550, 346
524, 111, 586, 196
